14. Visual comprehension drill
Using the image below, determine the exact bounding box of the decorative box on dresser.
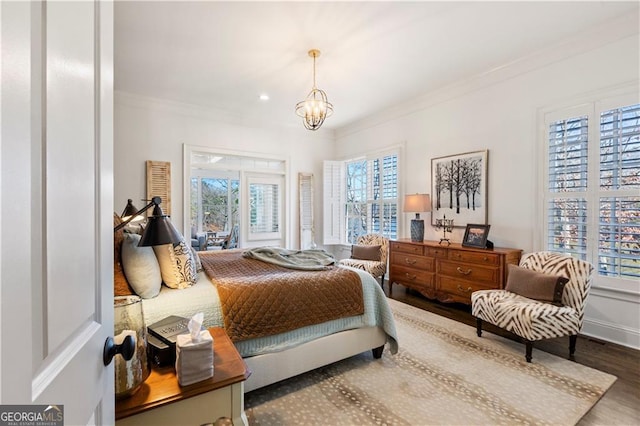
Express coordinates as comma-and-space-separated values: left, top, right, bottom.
389, 239, 522, 304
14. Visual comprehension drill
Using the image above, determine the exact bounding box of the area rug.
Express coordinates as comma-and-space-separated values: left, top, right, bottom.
244, 299, 616, 425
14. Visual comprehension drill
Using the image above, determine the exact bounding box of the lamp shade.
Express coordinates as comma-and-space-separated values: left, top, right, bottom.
121, 199, 145, 223
403, 194, 432, 213
138, 214, 183, 247
404, 193, 431, 242
114, 196, 182, 247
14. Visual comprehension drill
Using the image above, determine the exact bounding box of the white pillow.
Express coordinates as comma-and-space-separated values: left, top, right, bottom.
153, 239, 198, 289
121, 233, 162, 299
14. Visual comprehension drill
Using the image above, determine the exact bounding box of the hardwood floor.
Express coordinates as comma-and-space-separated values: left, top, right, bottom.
386, 283, 640, 425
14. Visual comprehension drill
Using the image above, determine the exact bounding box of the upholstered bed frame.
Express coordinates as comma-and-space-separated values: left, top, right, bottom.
243, 325, 387, 392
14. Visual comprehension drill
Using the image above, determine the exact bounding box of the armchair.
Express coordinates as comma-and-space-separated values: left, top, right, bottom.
338, 234, 389, 287
471, 251, 594, 363
190, 226, 206, 251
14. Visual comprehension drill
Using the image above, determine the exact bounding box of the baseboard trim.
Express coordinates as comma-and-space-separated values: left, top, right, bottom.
582, 318, 640, 350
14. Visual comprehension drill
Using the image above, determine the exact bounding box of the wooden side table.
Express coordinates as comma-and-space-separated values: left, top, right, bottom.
116, 327, 251, 426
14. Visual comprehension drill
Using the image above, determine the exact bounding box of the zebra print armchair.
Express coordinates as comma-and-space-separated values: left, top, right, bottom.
471, 251, 594, 363
338, 234, 389, 287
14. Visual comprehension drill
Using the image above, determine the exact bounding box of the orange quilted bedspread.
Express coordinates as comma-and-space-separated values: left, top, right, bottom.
199, 250, 364, 342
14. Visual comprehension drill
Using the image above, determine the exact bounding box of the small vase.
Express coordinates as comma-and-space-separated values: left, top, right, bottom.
114, 295, 149, 398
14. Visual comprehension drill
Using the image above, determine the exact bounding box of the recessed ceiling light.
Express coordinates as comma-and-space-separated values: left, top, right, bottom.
259, 94, 270, 101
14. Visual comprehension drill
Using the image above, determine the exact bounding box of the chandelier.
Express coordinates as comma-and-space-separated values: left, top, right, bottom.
295, 49, 333, 131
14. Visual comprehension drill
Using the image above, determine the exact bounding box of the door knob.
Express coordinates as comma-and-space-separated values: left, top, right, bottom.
103, 334, 135, 366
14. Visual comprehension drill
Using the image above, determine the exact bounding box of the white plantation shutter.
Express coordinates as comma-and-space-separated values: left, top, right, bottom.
545, 115, 589, 259
598, 103, 640, 279
323, 160, 344, 245
249, 181, 280, 234
544, 97, 640, 281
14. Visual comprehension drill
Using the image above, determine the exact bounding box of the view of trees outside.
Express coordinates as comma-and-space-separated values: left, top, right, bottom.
547, 116, 588, 261
547, 103, 639, 280
345, 155, 398, 244
598, 105, 639, 279
190, 177, 239, 233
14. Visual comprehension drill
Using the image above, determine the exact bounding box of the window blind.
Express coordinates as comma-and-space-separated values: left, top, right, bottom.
544, 100, 640, 281
599, 104, 640, 190
249, 182, 279, 234
547, 116, 589, 192
598, 103, 640, 279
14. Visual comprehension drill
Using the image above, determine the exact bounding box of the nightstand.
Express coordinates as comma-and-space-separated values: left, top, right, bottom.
116, 327, 251, 426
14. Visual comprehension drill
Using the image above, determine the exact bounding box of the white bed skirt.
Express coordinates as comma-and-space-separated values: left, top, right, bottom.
243, 325, 387, 393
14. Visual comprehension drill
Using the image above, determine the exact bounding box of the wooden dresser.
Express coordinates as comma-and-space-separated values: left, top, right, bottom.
389, 239, 522, 304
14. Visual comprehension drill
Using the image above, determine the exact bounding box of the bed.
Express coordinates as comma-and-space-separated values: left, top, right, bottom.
140, 248, 398, 393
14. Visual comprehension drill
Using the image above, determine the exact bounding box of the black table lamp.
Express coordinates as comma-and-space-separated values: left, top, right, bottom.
403, 194, 432, 242
114, 196, 182, 247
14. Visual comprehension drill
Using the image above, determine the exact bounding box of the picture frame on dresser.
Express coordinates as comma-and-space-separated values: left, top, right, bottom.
431, 150, 488, 227
462, 224, 491, 248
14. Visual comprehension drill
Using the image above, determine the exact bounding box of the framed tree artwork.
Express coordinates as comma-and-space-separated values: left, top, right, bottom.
431, 150, 488, 227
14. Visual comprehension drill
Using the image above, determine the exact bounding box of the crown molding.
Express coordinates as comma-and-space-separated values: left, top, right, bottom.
115, 91, 336, 138
336, 13, 639, 139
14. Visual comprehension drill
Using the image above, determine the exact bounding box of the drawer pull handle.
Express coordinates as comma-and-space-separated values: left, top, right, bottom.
456, 267, 472, 275
457, 285, 473, 293
405, 273, 417, 280
483, 256, 488, 261
404, 258, 417, 265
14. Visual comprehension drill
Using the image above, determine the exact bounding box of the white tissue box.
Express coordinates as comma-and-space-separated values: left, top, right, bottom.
175, 330, 214, 386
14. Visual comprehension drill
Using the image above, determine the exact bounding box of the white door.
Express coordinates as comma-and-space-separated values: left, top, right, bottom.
1, 1, 114, 424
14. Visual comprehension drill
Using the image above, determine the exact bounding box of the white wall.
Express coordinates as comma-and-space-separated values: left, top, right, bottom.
335, 35, 640, 348
114, 31, 639, 348
114, 92, 334, 249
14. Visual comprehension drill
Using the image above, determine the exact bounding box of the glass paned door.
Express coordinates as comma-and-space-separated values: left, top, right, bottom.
191, 176, 239, 233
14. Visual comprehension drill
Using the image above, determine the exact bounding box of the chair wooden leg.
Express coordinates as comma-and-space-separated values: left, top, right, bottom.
525, 341, 533, 363
380, 274, 385, 288
476, 318, 483, 337
569, 334, 577, 359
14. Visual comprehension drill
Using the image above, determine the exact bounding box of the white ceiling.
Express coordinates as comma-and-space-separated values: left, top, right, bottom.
114, 1, 639, 131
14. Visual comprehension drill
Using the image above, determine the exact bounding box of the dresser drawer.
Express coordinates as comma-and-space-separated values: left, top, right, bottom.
438, 260, 500, 285
391, 265, 434, 287
426, 247, 447, 258
448, 249, 500, 266
390, 242, 424, 256
391, 252, 435, 272
437, 276, 496, 300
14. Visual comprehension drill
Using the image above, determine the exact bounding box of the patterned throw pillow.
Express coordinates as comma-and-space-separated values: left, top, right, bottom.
351, 245, 381, 261
121, 233, 163, 298
505, 264, 569, 305
153, 239, 198, 289
191, 246, 203, 273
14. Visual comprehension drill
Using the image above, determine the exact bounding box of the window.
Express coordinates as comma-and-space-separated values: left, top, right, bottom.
543, 96, 639, 282
185, 145, 287, 248
324, 149, 399, 245
190, 175, 239, 233
248, 179, 280, 235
